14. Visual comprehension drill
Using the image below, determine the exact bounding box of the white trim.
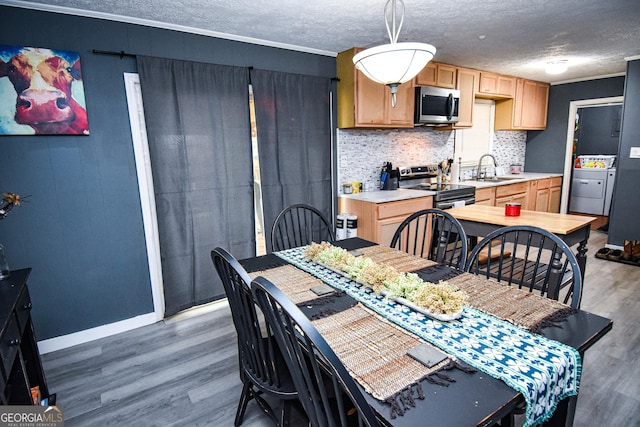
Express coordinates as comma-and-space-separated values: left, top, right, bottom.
38, 312, 158, 354
561, 96, 624, 213
551, 72, 626, 86
3, 0, 336, 57
124, 73, 165, 322
625, 55, 640, 62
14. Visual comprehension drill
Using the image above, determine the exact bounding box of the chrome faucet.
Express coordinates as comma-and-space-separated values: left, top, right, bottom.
476, 154, 498, 180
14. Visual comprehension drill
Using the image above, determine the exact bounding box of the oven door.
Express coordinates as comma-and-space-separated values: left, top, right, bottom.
435, 196, 476, 210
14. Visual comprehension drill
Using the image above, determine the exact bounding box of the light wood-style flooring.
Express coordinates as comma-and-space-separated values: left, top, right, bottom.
41, 230, 640, 426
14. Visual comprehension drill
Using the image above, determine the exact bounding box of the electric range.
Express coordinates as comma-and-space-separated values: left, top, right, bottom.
399, 165, 476, 209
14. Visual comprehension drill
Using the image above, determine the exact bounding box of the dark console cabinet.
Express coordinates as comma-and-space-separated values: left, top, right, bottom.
1, 269, 51, 405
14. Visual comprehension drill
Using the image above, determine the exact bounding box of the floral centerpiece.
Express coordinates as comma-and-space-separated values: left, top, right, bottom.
304, 242, 467, 317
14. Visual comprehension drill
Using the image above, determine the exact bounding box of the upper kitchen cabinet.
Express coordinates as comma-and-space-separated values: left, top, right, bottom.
337, 48, 415, 128
452, 67, 478, 128
414, 62, 457, 88
476, 72, 516, 98
494, 78, 549, 130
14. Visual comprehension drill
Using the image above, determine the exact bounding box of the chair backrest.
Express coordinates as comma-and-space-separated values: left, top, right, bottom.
390, 208, 468, 270
211, 248, 288, 389
465, 225, 582, 308
251, 276, 381, 427
270, 203, 335, 252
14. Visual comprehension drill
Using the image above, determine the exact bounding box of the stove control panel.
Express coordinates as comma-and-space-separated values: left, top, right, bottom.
399, 165, 439, 178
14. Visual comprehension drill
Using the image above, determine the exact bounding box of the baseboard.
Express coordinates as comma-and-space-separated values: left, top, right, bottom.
37, 312, 159, 354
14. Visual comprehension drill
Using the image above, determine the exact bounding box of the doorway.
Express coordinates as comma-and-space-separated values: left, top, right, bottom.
561, 96, 623, 214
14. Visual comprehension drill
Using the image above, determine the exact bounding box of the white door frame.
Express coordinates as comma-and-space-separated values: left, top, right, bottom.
124, 73, 165, 321
561, 96, 624, 213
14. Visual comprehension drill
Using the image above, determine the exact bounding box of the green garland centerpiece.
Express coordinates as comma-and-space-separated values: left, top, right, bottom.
304, 242, 467, 318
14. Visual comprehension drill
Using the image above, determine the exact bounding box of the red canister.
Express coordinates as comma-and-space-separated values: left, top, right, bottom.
505, 202, 521, 216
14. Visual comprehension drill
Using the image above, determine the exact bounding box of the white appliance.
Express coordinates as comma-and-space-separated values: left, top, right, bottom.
569, 155, 616, 216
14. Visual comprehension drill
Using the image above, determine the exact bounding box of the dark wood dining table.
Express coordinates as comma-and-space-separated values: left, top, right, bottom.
240, 238, 612, 426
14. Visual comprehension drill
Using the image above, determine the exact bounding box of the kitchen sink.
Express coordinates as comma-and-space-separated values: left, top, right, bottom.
478, 176, 521, 182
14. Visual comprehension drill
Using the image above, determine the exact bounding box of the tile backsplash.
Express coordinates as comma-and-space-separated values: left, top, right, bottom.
337, 128, 527, 192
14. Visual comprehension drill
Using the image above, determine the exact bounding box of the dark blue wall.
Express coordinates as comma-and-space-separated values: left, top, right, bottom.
608, 59, 640, 245
525, 76, 625, 173
0, 6, 335, 340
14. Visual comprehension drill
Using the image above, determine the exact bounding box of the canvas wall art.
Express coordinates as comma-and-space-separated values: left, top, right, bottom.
0, 45, 89, 135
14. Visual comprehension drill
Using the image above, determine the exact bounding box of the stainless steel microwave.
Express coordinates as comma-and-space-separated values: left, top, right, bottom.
414, 86, 460, 125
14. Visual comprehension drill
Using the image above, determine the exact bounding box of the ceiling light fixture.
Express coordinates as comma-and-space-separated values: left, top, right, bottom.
546, 60, 568, 75
353, 0, 436, 107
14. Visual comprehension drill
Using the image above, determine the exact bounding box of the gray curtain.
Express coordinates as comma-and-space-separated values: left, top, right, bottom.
137, 56, 254, 317
251, 70, 332, 251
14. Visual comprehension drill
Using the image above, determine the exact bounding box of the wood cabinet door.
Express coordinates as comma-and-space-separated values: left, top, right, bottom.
548, 186, 562, 213
454, 67, 477, 127
355, 72, 388, 125
377, 217, 405, 246
478, 72, 515, 97
520, 80, 549, 129
415, 62, 437, 86
387, 81, 416, 127
534, 188, 550, 211
436, 64, 457, 88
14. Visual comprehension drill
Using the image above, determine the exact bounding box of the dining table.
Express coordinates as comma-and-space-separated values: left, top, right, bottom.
447, 204, 597, 281
239, 237, 612, 427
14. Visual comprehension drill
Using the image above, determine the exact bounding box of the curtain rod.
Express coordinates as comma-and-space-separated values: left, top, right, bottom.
92, 49, 136, 59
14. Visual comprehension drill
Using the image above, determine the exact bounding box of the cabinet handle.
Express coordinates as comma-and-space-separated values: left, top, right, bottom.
9, 338, 20, 346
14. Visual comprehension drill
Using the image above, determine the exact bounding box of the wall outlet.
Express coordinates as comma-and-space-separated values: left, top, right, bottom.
630, 146, 640, 159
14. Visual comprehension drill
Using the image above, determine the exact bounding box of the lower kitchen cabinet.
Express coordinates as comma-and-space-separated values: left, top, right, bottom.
475, 187, 496, 206
548, 177, 562, 213
338, 196, 433, 246
495, 182, 530, 208
529, 178, 551, 211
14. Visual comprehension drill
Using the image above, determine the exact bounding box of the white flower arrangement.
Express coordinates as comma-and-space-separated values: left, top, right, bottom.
304, 242, 467, 315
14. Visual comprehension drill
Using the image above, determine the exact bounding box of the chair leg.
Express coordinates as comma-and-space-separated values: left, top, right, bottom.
235, 381, 252, 426
279, 400, 291, 427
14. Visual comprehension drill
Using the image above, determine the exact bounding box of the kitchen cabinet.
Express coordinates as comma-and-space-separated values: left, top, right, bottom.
414, 62, 457, 88
338, 196, 433, 246
452, 67, 478, 128
476, 72, 516, 98
495, 181, 529, 208
337, 48, 415, 128
475, 187, 496, 206
529, 178, 551, 211
494, 78, 549, 130
548, 177, 562, 213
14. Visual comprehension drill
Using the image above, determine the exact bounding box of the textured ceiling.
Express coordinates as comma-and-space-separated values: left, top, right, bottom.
6, 0, 640, 83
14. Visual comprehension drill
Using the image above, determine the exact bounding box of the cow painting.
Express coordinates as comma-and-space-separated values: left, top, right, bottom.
0, 46, 89, 135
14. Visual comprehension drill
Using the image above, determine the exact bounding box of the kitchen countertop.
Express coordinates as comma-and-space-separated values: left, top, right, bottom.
338, 173, 562, 203
339, 188, 436, 203
458, 172, 562, 188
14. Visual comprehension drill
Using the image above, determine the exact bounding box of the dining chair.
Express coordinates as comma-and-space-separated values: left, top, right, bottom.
390, 208, 468, 270
211, 248, 299, 427
270, 203, 335, 252
251, 276, 382, 427
465, 225, 582, 308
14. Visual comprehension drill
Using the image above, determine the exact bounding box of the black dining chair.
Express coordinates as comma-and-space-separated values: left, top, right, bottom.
390, 208, 468, 270
251, 276, 382, 427
270, 203, 335, 252
465, 225, 582, 308
211, 248, 299, 426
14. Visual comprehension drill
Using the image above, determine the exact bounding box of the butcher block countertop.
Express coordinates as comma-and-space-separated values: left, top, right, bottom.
447, 204, 596, 235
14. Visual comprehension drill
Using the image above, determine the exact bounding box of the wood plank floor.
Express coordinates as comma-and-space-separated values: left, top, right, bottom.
41, 230, 640, 426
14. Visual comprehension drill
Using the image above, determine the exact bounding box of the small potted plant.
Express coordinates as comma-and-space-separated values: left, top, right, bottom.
1, 192, 24, 279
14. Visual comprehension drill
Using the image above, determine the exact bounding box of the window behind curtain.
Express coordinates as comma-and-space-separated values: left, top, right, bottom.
250, 70, 333, 252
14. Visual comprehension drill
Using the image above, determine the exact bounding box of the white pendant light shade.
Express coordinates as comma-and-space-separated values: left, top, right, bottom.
352, 0, 436, 107
353, 42, 436, 85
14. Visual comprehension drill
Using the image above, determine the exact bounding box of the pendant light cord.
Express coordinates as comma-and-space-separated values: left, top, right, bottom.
385, 0, 405, 44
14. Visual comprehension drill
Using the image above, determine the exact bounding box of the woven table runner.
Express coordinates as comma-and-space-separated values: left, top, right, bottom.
312, 304, 450, 402
356, 245, 437, 272
447, 272, 576, 333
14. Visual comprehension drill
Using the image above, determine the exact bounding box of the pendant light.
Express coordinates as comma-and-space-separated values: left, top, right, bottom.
353, 0, 436, 107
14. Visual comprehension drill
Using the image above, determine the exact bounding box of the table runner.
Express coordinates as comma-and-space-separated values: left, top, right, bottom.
275, 246, 582, 427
